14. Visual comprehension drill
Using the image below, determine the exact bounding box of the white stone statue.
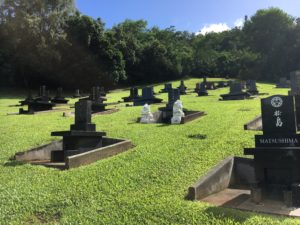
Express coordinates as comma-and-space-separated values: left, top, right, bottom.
140, 104, 155, 123
171, 100, 185, 124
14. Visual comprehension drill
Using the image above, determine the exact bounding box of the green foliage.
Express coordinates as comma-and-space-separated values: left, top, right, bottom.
0, 5, 300, 88
0, 80, 299, 224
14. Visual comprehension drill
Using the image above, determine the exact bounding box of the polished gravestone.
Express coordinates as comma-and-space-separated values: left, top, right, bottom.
289, 71, 300, 96
73, 89, 81, 98
14, 100, 133, 169
220, 82, 250, 100
205, 82, 215, 90
289, 70, 300, 129
133, 87, 163, 106
276, 77, 290, 88
19, 86, 54, 114
244, 95, 300, 206
81, 86, 107, 112
158, 88, 181, 123
197, 83, 208, 96
194, 83, 201, 93
215, 81, 225, 88
188, 95, 300, 216
247, 80, 259, 95
160, 83, 172, 93
123, 87, 140, 102
51, 87, 69, 104
177, 80, 187, 94
51, 100, 106, 162
19, 91, 34, 106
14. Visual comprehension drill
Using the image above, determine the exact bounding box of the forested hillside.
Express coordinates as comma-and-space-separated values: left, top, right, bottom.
0, 0, 299, 88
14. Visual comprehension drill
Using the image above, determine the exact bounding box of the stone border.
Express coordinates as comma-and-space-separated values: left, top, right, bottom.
13, 137, 134, 169
187, 157, 255, 201
244, 115, 262, 131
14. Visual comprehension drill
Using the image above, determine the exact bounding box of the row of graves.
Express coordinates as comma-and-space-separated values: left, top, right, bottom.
245, 70, 300, 131
220, 80, 259, 100
14, 100, 133, 169
139, 88, 205, 124
12, 80, 205, 169
188, 93, 300, 216
16, 86, 114, 115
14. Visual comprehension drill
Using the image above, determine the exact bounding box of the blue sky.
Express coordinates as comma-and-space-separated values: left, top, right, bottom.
76, 0, 300, 34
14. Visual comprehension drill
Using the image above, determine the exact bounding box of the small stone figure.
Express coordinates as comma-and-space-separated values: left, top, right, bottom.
140, 104, 155, 124
171, 100, 185, 124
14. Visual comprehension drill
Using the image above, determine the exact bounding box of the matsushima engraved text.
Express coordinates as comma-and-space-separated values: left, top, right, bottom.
259, 138, 298, 145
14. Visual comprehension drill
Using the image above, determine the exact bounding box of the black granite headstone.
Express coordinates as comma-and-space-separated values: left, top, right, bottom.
177, 80, 187, 94
244, 95, 300, 205
230, 82, 243, 94
161, 83, 172, 93
166, 89, 180, 109
51, 100, 106, 161
70, 101, 96, 132
289, 71, 300, 96
197, 83, 208, 96
73, 89, 81, 98
142, 87, 154, 99
261, 95, 296, 135
133, 86, 162, 106
247, 80, 259, 95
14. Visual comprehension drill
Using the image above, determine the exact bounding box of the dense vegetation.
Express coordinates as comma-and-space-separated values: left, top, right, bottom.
0, 79, 299, 224
0, 1, 300, 89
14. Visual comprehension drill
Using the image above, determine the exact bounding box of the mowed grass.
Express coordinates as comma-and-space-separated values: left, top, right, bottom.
0, 78, 298, 224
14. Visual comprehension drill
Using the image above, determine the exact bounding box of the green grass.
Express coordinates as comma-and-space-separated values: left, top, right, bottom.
0, 79, 298, 224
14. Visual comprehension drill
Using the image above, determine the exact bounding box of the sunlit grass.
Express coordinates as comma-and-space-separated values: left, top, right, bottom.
0, 79, 297, 224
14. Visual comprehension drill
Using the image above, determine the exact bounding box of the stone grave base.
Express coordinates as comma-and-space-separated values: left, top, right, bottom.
8, 107, 69, 115
220, 93, 250, 101
202, 188, 300, 217
138, 110, 205, 124
14, 137, 134, 169
187, 156, 300, 218
244, 115, 262, 131
133, 98, 163, 106
63, 108, 119, 117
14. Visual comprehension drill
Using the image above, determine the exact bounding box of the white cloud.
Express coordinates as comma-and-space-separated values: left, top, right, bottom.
234, 18, 244, 28
196, 23, 230, 35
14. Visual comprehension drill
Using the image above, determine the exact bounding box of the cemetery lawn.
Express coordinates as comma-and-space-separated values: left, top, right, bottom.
0, 79, 299, 225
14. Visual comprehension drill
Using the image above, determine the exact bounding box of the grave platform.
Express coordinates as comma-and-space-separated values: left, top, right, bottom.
201, 188, 300, 217
138, 110, 205, 124
220, 92, 250, 100
14, 138, 133, 169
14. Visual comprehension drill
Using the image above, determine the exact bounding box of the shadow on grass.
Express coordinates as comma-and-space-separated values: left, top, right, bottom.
203, 205, 250, 223
3, 160, 27, 167
187, 134, 207, 140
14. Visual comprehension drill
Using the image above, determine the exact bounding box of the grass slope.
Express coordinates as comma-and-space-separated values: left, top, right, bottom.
0, 79, 298, 224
